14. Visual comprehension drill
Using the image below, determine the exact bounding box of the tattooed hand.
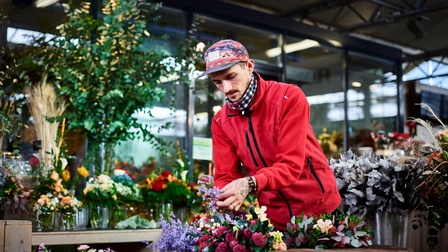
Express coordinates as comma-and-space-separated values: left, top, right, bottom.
215, 178, 250, 211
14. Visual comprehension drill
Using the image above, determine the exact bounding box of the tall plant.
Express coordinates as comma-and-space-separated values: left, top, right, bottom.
49, 0, 176, 175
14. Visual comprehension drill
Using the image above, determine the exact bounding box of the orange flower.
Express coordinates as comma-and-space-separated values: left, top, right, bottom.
61, 196, 72, 205
50, 171, 60, 181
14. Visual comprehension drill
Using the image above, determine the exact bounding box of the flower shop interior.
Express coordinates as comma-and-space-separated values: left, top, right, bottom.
1, 0, 448, 251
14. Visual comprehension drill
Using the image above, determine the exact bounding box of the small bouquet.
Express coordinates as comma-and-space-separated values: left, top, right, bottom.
283, 209, 373, 249
0, 165, 31, 214
82, 174, 118, 208
32, 194, 57, 214
57, 195, 82, 214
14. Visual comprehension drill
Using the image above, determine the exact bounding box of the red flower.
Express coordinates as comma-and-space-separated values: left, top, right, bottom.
233, 244, 247, 252
243, 228, 252, 240
215, 226, 228, 237
152, 179, 167, 192
225, 232, 236, 242
216, 242, 228, 252
252, 232, 267, 247
161, 170, 171, 177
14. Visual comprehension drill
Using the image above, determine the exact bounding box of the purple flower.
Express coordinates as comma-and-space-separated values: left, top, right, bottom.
145, 213, 200, 251
252, 232, 267, 247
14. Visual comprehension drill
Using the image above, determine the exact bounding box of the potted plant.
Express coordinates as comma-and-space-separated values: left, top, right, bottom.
408, 103, 448, 250
45, 0, 184, 176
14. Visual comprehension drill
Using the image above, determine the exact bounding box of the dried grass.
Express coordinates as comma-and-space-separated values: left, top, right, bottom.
25, 75, 67, 167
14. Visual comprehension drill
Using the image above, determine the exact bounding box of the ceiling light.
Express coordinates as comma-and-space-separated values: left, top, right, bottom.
266, 39, 320, 58
35, 0, 59, 8
352, 82, 362, 87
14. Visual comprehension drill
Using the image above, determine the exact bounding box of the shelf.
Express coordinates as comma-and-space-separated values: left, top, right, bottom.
31, 229, 161, 246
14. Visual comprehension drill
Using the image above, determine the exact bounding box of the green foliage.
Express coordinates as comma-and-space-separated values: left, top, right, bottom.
51, 0, 171, 145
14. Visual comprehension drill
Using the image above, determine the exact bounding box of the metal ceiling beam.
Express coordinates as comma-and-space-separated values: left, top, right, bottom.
368, 0, 407, 12
404, 47, 448, 62
338, 2, 448, 32
282, 0, 361, 18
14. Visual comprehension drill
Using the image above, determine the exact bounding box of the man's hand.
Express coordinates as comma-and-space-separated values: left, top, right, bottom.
215, 178, 250, 211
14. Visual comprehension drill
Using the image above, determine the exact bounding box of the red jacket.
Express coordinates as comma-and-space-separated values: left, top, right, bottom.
212, 73, 342, 229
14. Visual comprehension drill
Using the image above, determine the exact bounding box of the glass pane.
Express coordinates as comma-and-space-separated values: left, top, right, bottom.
347, 52, 398, 153
285, 36, 344, 158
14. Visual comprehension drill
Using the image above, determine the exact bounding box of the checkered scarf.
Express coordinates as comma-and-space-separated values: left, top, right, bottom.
226, 74, 257, 111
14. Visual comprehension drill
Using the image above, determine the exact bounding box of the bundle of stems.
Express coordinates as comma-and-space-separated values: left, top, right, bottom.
26, 75, 67, 168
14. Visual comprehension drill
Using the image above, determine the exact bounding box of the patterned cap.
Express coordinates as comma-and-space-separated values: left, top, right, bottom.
198, 39, 249, 78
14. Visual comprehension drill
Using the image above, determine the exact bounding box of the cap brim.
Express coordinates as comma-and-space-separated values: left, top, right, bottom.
197, 61, 243, 78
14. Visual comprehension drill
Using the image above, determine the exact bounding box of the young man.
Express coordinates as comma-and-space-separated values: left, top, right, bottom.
200, 39, 341, 230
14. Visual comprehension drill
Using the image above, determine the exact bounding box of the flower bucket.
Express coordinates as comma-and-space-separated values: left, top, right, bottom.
370, 211, 411, 247
76, 207, 90, 230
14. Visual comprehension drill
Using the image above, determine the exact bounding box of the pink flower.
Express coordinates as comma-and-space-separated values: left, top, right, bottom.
77, 244, 90, 250
225, 232, 236, 242
229, 239, 239, 249
243, 228, 253, 240
216, 242, 228, 252
215, 225, 228, 237
233, 244, 247, 252
252, 232, 267, 247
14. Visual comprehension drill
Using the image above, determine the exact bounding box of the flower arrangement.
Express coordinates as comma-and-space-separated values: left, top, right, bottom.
147, 175, 288, 251
140, 170, 197, 209
111, 169, 142, 204
57, 195, 82, 214
318, 128, 343, 158
0, 165, 31, 214
32, 194, 57, 214
282, 209, 373, 249
407, 103, 448, 250
330, 150, 422, 217
82, 174, 118, 208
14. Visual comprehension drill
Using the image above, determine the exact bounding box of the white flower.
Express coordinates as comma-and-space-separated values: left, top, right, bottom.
114, 169, 126, 176
60, 157, 68, 170
313, 219, 333, 234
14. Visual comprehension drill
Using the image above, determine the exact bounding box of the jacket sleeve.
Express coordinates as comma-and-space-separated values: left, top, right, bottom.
254, 86, 311, 191
211, 113, 245, 189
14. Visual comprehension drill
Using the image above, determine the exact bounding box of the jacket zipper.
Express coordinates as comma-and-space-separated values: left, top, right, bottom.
244, 111, 293, 219
245, 132, 259, 167
307, 157, 325, 193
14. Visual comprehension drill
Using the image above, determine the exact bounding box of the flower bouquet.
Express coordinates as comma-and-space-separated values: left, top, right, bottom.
82, 174, 118, 229
33, 194, 58, 231
407, 103, 448, 249
330, 150, 422, 217
111, 169, 142, 225
0, 165, 31, 217
57, 195, 82, 230
283, 209, 373, 249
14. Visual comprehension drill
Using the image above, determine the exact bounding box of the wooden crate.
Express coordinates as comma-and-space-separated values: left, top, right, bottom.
0, 220, 32, 252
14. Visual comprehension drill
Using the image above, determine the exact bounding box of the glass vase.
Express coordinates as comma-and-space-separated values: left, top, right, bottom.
38, 212, 55, 232
155, 201, 172, 221
61, 212, 76, 231
90, 206, 110, 229
110, 205, 127, 229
